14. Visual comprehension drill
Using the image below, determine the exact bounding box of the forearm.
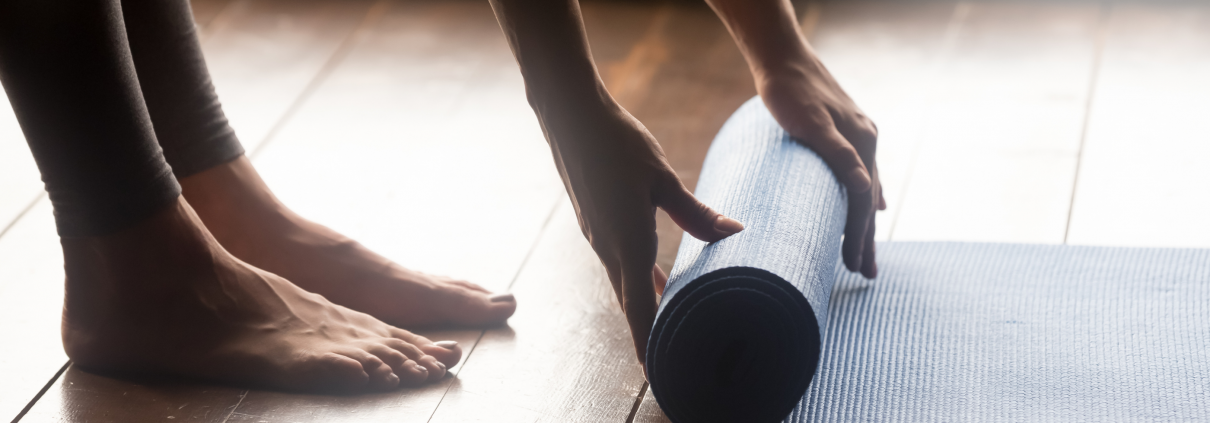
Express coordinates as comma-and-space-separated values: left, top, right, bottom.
704, 0, 818, 79
488, 0, 612, 118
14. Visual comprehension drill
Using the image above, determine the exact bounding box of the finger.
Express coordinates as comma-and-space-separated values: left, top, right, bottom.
841, 187, 874, 273
653, 264, 668, 297
860, 212, 877, 278
656, 182, 743, 243
796, 124, 872, 193
605, 219, 660, 367
622, 256, 659, 367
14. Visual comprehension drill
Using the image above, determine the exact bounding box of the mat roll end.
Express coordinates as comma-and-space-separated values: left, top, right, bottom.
647, 267, 821, 423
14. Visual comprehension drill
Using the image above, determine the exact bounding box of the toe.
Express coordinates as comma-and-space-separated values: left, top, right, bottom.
291, 352, 369, 393
389, 329, 463, 368
367, 362, 400, 391
446, 278, 491, 294
416, 355, 447, 381
380, 337, 445, 379
397, 359, 429, 386
362, 342, 409, 375
444, 287, 517, 326
335, 347, 401, 389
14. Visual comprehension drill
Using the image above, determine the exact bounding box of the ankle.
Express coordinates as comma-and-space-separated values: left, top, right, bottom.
60, 197, 218, 350
179, 156, 294, 239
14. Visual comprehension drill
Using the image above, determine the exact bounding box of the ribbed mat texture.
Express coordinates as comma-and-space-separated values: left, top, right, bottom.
650, 97, 1210, 422
796, 242, 1210, 422
648, 97, 848, 423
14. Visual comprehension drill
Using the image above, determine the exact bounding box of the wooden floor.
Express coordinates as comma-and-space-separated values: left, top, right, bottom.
2, 0, 1207, 421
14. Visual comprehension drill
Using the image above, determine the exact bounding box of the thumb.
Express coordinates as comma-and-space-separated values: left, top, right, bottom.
653, 264, 668, 296
657, 183, 744, 243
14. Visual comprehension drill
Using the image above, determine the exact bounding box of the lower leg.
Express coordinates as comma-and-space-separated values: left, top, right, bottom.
120, 0, 517, 328
0, 0, 455, 392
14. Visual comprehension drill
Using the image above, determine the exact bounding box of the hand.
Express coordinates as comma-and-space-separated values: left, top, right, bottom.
541, 99, 745, 368
756, 58, 886, 278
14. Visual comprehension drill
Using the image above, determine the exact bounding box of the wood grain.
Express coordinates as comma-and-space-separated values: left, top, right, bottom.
632, 386, 671, 423
889, 2, 1104, 243
19, 365, 244, 423
1066, 3, 1210, 247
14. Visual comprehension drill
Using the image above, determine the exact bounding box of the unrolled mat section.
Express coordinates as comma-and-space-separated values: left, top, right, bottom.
647, 97, 1210, 423
647, 97, 849, 423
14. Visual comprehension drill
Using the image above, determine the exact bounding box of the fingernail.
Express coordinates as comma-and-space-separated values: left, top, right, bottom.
434, 340, 459, 350
489, 293, 515, 303
713, 215, 744, 234
847, 168, 872, 192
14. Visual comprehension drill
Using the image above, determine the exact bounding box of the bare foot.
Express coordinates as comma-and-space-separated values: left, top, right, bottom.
179, 156, 517, 328
61, 197, 462, 392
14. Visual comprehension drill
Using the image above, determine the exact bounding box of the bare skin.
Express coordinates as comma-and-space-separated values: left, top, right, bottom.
489, 0, 883, 370
61, 196, 462, 392
178, 156, 517, 328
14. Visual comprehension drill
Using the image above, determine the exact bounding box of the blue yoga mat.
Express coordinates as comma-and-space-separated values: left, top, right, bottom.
646, 97, 1210, 422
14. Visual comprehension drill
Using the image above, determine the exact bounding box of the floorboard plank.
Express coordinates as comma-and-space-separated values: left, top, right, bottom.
429, 202, 646, 423
807, 1, 961, 242
889, 2, 1104, 243
18, 365, 245, 423
0, 93, 46, 238
201, 0, 377, 153
632, 386, 670, 423
0, 200, 70, 422
1066, 3, 1210, 247
227, 0, 565, 419
190, 0, 233, 31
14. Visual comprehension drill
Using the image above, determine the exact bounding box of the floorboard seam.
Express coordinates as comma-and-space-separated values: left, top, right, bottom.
1063, 1, 1111, 245
196, 0, 241, 42
505, 195, 564, 293
218, 390, 249, 423
424, 196, 562, 422
885, 1, 970, 240
0, 193, 44, 243
10, 360, 69, 423
625, 382, 648, 423
245, 0, 392, 160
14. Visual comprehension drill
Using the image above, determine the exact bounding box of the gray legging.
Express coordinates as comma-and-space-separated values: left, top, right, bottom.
0, 0, 244, 237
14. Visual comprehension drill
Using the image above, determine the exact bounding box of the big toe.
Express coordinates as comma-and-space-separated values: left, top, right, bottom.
287, 352, 370, 393
445, 288, 516, 326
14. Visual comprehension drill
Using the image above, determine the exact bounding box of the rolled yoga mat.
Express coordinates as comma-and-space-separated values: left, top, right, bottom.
647, 97, 1210, 422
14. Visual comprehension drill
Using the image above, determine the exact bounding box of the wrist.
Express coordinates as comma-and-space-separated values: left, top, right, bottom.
749, 42, 822, 84
526, 76, 625, 132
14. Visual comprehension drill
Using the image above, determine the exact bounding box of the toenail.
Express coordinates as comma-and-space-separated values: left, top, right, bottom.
489, 293, 515, 302
434, 340, 459, 350
436, 361, 447, 371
